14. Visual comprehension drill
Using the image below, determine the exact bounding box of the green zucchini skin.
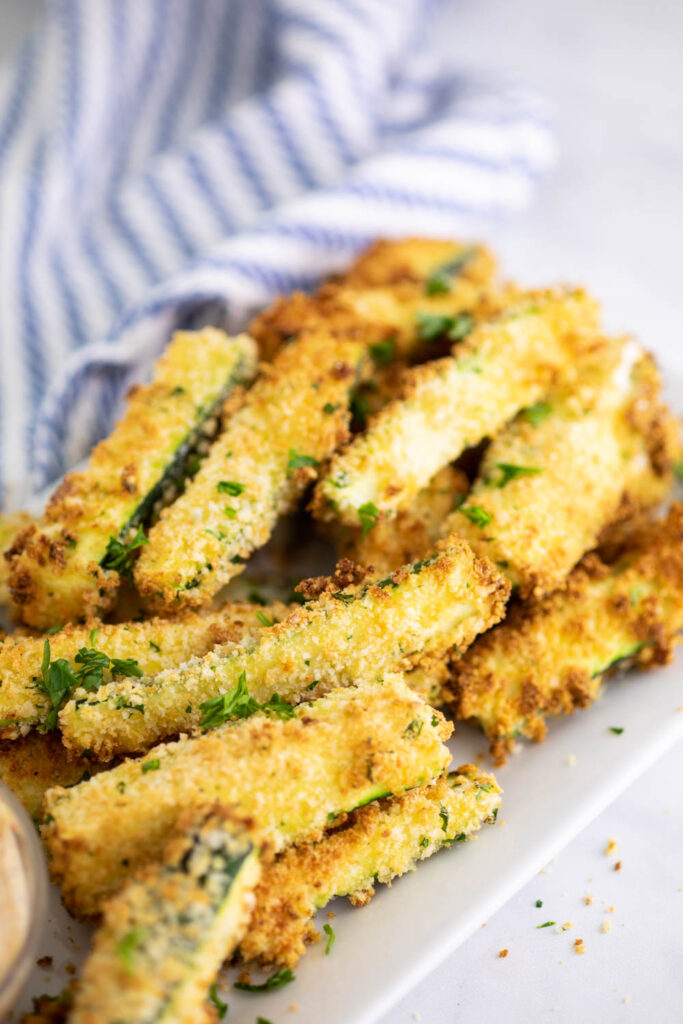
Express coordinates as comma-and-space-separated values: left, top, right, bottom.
70, 808, 260, 1024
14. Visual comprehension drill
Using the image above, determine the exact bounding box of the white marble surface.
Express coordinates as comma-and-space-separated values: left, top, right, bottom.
2, 2, 682, 1022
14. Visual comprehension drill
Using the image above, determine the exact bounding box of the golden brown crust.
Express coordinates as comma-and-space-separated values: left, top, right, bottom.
0, 733, 97, 820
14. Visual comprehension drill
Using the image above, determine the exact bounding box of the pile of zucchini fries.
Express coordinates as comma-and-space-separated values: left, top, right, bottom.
1, 236, 681, 1024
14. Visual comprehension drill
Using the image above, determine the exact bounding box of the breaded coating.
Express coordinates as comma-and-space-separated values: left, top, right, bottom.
134, 329, 366, 612
331, 466, 469, 572
43, 675, 452, 917
249, 238, 497, 362
8, 330, 257, 629
241, 765, 500, 968
0, 733, 97, 821
406, 653, 454, 708
60, 539, 509, 759
443, 336, 675, 598
0, 600, 289, 738
450, 504, 683, 762
0, 511, 33, 605
71, 808, 260, 1024
335, 238, 496, 289
312, 288, 601, 527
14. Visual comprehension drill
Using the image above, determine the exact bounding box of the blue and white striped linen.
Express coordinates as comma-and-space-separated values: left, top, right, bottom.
0, 0, 556, 508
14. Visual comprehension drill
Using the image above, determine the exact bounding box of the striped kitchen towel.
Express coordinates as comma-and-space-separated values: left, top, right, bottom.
0, 0, 556, 508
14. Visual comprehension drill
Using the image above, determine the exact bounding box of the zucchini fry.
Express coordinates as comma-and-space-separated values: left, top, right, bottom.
450, 504, 683, 763
241, 765, 500, 968
134, 329, 366, 612
249, 238, 497, 362
61, 539, 509, 759
8, 330, 257, 629
71, 807, 260, 1024
0, 600, 289, 739
0, 511, 33, 605
336, 238, 496, 290
443, 337, 675, 598
0, 733, 97, 821
43, 674, 452, 917
312, 288, 600, 527
331, 465, 469, 573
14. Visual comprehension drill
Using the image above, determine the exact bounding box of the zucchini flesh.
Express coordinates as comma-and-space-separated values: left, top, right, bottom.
43, 674, 452, 917
0, 599, 290, 739
313, 289, 600, 527
134, 329, 366, 612
241, 766, 500, 968
70, 809, 260, 1024
444, 337, 675, 599
60, 538, 508, 759
7, 329, 257, 629
450, 504, 683, 762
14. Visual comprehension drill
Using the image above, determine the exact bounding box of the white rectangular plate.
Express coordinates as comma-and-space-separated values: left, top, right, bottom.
12, 370, 683, 1024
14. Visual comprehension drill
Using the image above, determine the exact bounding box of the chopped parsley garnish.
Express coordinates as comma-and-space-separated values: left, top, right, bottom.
419, 836, 429, 848
609, 726, 624, 735
674, 460, 683, 483
537, 921, 555, 929
323, 402, 339, 415
369, 338, 396, 366
116, 928, 147, 974
403, 718, 423, 738
459, 504, 492, 527
535, 899, 543, 908
200, 674, 295, 729
141, 758, 160, 773
424, 248, 476, 294
256, 610, 274, 628
208, 983, 227, 1019
217, 480, 245, 496
495, 462, 543, 488
149, 640, 161, 652
416, 311, 474, 343
199, 672, 260, 729
358, 501, 380, 539
323, 922, 336, 954
287, 450, 320, 475
101, 527, 148, 578
36, 640, 142, 729
523, 400, 552, 426
234, 967, 295, 992
223, 506, 237, 518
439, 805, 449, 832
260, 693, 296, 719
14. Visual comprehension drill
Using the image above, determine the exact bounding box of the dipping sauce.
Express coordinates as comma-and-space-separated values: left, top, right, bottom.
0, 803, 31, 972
